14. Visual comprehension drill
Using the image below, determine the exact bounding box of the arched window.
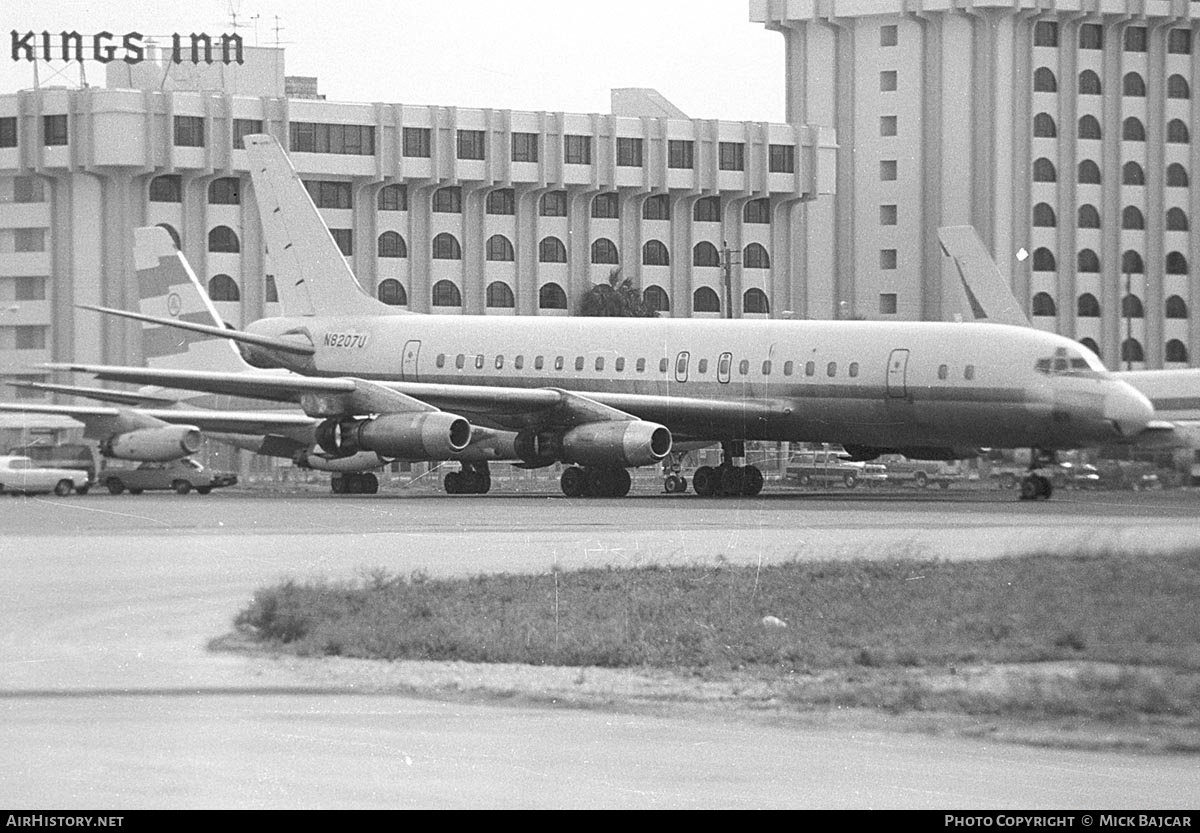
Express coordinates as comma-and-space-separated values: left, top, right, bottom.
1078, 204, 1100, 228
743, 199, 771, 223
1034, 157, 1058, 182
1031, 292, 1057, 316
1077, 249, 1100, 273
538, 282, 567, 310
1122, 206, 1145, 230
207, 177, 240, 204
1123, 72, 1146, 96
1077, 160, 1101, 184
485, 234, 514, 262
1123, 117, 1146, 141
1033, 113, 1057, 137
377, 279, 407, 306
1122, 295, 1145, 318
1123, 161, 1145, 185
693, 241, 720, 267
1122, 250, 1144, 274
1121, 338, 1144, 363
643, 285, 670, 313
642, 239, 669, 266
485, 281, 515, 308
1079, 70, 1102, 95
1166, 251, 1189, 275
1168, 119, 1190, 143
591, 238, 619, 264
207, 274, 239, 301
377, 231, 407, 258
432, 232, 462, 259
1167, 208, 1189, 231
538, 236, 566, 263
1168, 163, 1190, 187
1166, 340, 1189, 363
1033, 247, 1056, 271
1077, 293, 1101, 317
591, 192, 619, 219
1168, 75, 1190, 99
693, 287, 721, 313
207, 226, 240, 253
431, 280, 462, 307
1166, 295, 1189, 319
1033, 67, 1057, 92
743, 288, 770, 314
694, 196, 720, 222
1032, 203, 1056, 227
1079, 115, 1102, 139
1079, 337, 1101, 359
743, 243, 771, 269
156, 223, 181, 250
642, 194, 669, 220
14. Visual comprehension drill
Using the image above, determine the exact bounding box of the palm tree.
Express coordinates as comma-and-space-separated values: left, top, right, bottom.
578, 269, 658, 317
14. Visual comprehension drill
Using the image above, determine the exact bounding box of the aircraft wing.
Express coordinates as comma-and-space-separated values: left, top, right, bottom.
0, 401, 318, 437
6, 380, 180, 407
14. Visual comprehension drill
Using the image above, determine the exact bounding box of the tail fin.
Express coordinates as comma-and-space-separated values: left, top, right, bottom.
242, 133, 389, 317
937, 226, 1032, 327
135, 225, 250, 373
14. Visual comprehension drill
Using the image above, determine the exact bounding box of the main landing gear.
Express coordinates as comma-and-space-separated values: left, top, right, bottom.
331, 472, 378, 494
662, 453, 689, 494
1019, 448, 1056, 502
559, 465, 632, 498
445, 462, 491, 495
691, 441, 765, 498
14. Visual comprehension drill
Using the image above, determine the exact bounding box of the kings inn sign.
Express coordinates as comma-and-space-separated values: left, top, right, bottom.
11, 31, 244, 65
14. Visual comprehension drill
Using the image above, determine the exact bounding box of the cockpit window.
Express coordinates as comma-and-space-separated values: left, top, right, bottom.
1036, 346, 1105, 375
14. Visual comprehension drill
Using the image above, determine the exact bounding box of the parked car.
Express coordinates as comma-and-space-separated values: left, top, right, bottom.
785, 449, 887, 489
1092, 460, 1160, 491
1051, 462, 1101, 490
877, 455, 963, 489
102, 458, 237, 495
0, 455, 90, 496
6, 442, 95, 493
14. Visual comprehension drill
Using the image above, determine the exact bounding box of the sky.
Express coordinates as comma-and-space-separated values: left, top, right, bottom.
2, 1, 787, 122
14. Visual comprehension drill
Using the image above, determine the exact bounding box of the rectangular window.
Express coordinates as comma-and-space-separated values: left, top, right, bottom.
880, 115, 897, 137
718, 142, 745, 171
233, 119, 262, 149
880, 160, 897, 181
149, 175, 182, 202
1124, 26, 1147, 52
667, 139, 694, 169
511, 132, 539, 162
540, 190, 567, 217
1079, 24, 1103, 50
378, 184, 407, 211
15, 325, 46, 350
303, 180, 352, 209
0, 117, 17, 148
13, 177, 43, 203
456, 129, 485, 160
1034, 21, 1058, 48
433, 187, 462, 213
591, 192, 618, 219
288, 122, 375, 155
880, 71, 898, 92
14, 229, 45, 252
208, 178, 240, 205
403, 127, 431, 157
1168, 29, 1192, 55
43, 114, 68, 146
564, 134, 592, 165
617, 137, 643, 167
330, 228, 353, 256
174, 115, 204, 147
14, 276, 45, 301
485, 188, 515, 215
879, 293, 898, 315
880, 204, 898, 225
880, 24, 898, 47
768, 144, 795, 173
880, 249, 898, 270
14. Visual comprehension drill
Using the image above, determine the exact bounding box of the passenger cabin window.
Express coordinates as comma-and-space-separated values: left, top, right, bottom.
475, 355, 485, 370
762, 360, 772, 375
964, 365, 975, 381
938, 364, 948, 380
827, 362, 837, 377
784, 361, 794, 376
574, 357, 584, 371
437, 354, 446, 368
615, 358, 625, 372
595, 357, 604, 371
739, 360, 750, 375
806, 361, 815, 376
456, 354, 465, 370
535, 356, 545, 370
636, 358, 646, 373
849, 362, 859, 378
659, 358, 669, 373
698, 359, 708, 374
515, 355, 524, 370
495, 355, 504, 370
555, 356, 565, 370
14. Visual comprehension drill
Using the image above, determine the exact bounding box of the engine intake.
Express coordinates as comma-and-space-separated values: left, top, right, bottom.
560, 420, 672, 468
99, 425, 202, 461
317, 412, 471, 461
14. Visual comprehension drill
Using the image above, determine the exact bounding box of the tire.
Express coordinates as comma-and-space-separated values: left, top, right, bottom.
913, 471, 928, 489
129, 489, 143, 495
1000, 473, 1017, 490
843, 473, 859, 489
1019, 477, 1040, 501
741, 466, 765, 497
444, 472, 462, 494
560, 466, 585, 498
53, 479, 73, 497
106, 480, 125, 495
172, 480, 192, 495
76, 485, 90, 496
196, 486, 212, 495
663, 474, 680, 494
692, 466, 717, 497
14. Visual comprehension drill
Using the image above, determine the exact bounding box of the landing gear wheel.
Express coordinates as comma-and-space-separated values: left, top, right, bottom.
561, 466, 586, 497
664, 474, 681, 494
692, 466, 717, 497
444, 471, 463, 495
1019, 474, 1053, 501
741, 466, 764, 496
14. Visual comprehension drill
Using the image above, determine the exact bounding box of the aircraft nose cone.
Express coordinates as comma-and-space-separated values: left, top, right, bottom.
1104, 383, 1156, 437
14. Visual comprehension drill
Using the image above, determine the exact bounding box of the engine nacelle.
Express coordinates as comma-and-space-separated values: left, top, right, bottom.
560, 420, 672, 468
293, 449, 387, 473
316, 411, 472, 461
99, 425, 201, 461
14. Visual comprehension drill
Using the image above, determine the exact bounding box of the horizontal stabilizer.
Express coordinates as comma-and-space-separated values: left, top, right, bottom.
5, 380, 178, 407
77, 304, 315, 357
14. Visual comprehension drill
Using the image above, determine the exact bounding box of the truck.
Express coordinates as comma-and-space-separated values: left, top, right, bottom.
6, 442, 95, 494
785, 448, 887, 489
0, 455, 90, 496
876, 455, 964, 489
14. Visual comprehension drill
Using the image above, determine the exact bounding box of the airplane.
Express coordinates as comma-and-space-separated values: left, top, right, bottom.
41, 133, 1161, 502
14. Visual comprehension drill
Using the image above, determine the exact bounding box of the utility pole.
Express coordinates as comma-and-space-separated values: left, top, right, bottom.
720, 242, 739, 319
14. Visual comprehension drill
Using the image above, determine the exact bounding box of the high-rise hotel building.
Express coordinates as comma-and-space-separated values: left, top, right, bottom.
0, 43, 832, 402
753, 0, 1200, 369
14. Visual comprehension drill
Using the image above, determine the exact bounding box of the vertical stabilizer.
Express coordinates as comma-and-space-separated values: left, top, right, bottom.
242, 133, 389, 317
937, 226, 1031, 327
134, 226, 248, 372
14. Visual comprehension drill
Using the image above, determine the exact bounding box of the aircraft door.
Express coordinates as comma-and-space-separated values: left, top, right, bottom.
402, 339, 421, 381
887, 348, 909, 398
717, 352, 732, 384
674, 351, 690, 383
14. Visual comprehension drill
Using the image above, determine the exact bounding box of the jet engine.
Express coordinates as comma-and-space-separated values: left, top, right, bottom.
99, 425, 202, 461
293, 448, 388, 473
560, 420, 672, 468
316, 411, 472, 460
